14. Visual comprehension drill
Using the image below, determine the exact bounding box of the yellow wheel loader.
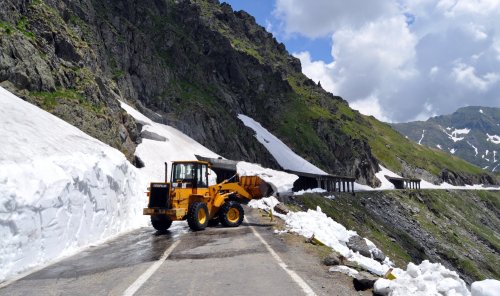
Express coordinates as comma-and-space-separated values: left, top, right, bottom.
143, 161, 271, 231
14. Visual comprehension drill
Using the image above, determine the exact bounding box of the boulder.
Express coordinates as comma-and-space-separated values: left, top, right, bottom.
273, 203, 289, 215
353, 271, 380, 291
347, 235, 371, 258
322, 252, 342, 266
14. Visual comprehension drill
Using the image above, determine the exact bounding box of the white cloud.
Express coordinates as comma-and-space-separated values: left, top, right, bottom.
349, 95, 392, 123
274, 0, 500, 122
274, 0, 397, 38
452, 63, 500, 92
293, 51, 336, 92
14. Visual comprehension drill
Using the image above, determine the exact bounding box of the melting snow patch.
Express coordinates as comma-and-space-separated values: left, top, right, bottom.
418, 129, 425, 145
486, 134, 500, 144
467, 141, 479, 156
237, 114, 327, 175
449, 128, 470, 142
120, 101, 220, 182
436, 144, 442, 150
450, 148, 457, 154
479, 109, 484, 114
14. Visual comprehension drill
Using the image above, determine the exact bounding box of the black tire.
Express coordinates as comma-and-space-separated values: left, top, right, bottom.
187, 202, 209, 231
151, 215, 172, 231
219, 201, 244, 227
208, 217, 220, 227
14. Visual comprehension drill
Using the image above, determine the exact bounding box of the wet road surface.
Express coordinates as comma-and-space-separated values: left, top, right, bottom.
0, 208, 321, 296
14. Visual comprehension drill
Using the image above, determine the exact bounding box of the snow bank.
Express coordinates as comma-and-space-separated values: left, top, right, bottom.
237, 114, 327, 175
471, 279, 500, 296
120, 101, 220, 182
0, 87, 147, 282
236, 161, 298, 194
374, 261, 470, 296
250, 199, 394, 275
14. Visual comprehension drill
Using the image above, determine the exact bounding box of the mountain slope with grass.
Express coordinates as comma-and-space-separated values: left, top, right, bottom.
0, 0, 496, 186
392, 106, 500, 174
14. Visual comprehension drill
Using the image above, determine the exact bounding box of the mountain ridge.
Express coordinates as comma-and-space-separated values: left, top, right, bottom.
0, 0, 497, 186
392, 106, 500, 173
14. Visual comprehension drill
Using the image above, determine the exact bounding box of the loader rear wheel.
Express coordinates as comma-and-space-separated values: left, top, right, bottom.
187, 202, 209, 231
219, 201, 244, 227
151, 215, 172, 231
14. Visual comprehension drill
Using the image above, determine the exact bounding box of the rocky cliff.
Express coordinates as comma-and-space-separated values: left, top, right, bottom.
0, 0, 496, 186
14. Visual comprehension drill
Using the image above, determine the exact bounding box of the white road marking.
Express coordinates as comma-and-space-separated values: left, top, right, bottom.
122, 240, 180, 296
245, 217, 317, 296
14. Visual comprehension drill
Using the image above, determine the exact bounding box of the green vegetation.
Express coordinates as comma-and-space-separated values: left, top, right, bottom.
0, 22, 14, 35
29, 89, 104, 114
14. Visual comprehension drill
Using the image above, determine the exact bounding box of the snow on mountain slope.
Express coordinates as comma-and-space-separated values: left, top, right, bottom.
120, 101, 220, 182
237, 114, 327, 175
0, 87, 147, 282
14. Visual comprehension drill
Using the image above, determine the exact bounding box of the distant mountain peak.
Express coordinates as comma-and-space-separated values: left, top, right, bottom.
392, 106, 500, 172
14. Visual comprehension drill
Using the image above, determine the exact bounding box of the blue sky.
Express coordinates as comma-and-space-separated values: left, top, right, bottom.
222, 0, 500, 123
222, 0, 333, 62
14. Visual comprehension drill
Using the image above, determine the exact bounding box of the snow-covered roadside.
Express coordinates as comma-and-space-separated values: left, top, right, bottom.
250, 196, 499, 296
250, 197, 392, 276
0, 87, 147, 282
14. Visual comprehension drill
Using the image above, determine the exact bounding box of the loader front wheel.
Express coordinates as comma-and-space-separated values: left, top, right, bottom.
219, 201, 244, 227
151, 215, 172, 231
187, 202, 209, 231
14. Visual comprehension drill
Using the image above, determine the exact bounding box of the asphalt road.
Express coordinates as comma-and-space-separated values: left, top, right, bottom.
0, 207, 362, 296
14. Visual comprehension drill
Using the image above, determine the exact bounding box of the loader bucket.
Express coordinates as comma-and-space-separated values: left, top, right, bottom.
238, 176, 274, 199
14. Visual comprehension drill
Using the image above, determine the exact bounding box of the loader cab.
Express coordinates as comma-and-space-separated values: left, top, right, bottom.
171, 161, 209, 188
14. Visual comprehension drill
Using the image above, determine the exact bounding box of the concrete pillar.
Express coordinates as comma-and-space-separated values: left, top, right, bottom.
317, 178, 321, 188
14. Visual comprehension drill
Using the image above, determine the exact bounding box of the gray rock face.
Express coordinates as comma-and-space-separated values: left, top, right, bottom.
0, 0, 382, 185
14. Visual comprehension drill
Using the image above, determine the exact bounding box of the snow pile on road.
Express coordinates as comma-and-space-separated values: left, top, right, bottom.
374, 261, 470, 296
120, 101, 220, 182
471, 279, 500, 296
236, 161, 298, 194
329, 265, 359, 277
0, 87, 147, 282
250, 198, 392, 276
248, 196, 281, 213
237, 114, 327, 175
